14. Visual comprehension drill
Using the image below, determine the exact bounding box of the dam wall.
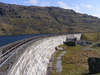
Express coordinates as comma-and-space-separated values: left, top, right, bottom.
8, 35, 66, 75
66, 33, 82, 40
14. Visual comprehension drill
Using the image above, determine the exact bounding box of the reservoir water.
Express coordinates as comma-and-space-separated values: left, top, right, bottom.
0, 34, 43, 47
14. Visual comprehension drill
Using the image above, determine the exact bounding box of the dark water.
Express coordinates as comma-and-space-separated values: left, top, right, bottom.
0, 34, 43, 47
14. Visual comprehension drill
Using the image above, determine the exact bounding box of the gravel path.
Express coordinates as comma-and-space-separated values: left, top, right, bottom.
56, 51, 66, 73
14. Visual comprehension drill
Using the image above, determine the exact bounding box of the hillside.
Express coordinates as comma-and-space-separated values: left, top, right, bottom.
0, 2, 100, 35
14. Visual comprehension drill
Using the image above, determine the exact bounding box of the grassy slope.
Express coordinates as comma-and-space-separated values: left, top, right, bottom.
82, 32, 100, 42
0, 3, 100, 35
51, 44, 100, 75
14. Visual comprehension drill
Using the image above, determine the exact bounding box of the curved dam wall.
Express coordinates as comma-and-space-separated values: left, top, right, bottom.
8, 35, 66, 75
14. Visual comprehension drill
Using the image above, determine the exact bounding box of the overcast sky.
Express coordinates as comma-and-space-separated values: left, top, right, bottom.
0, 0, 100, 18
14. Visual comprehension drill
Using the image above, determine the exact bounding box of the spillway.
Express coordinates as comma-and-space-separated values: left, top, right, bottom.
7, 35, 66, 75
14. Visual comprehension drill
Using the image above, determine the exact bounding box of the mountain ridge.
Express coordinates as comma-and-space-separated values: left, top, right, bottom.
0, 2, 100, 35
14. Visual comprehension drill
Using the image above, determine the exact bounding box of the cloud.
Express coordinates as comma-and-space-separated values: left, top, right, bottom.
73, 6, 81, 12
24, 0, 100, 18
80, 4, 100, 17
81, 4, 93, 9
25, 0, 38, 5
57, 1, 81, 12
57, 1, 71, 9
93, 14, 100, 18
91, 9, 100, 18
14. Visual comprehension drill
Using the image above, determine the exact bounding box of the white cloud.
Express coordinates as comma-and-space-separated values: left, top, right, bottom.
82, 4, 93, 9
73, 6, 81, 12
81, 5, 100, 18
93, 14, 100, 18
24, 0, 100, 18
57, 1, 81, 12
91, 10, 100, 18
57, 1, 72, 9
25, 0, 38, 5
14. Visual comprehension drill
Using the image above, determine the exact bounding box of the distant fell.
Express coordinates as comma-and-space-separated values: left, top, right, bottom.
0, 2, 100, 35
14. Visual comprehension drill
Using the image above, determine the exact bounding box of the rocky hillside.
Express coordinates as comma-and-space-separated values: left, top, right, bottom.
0, 2, 100, 35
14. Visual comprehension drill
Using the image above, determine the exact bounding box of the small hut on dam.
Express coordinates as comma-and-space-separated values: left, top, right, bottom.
64, 33, 82, 46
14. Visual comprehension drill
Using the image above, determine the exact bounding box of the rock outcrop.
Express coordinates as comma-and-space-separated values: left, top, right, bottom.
88, 57, 100, 74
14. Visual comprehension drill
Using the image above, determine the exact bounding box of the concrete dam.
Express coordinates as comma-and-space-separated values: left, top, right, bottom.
0, 35, 67, 75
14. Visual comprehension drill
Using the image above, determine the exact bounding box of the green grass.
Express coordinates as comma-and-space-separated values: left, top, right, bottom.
51, 33, 100, 75
51, 44, 100, 75
91, 42, 100, 54
82, 32, 100, 42
61, 45, 88, 75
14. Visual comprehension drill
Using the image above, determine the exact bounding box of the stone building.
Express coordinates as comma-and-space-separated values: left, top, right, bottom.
64, 33, 82, 46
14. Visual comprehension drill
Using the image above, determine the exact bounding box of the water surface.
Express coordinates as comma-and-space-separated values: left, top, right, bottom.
0, 34, 42, 47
